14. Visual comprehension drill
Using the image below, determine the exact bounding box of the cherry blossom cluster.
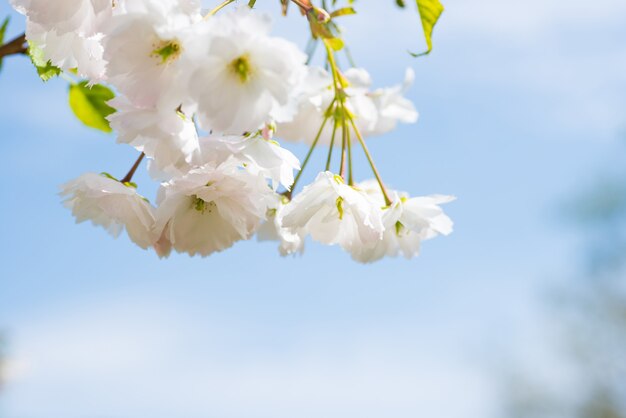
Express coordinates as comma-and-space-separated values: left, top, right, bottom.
11, 0, 454, 262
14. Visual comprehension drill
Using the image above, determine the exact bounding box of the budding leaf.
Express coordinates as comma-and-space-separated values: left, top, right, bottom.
0, 18, 8, 42
329, 7, 356, 18
411, 0, 444, 57
0, 17, 9, 72
308, 16, 335, 39
69, 81, 115, 133
28, 42, 61, 81
326, 37, 344, 51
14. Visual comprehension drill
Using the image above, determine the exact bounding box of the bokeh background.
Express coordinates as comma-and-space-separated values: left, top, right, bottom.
1, 0, 625, 417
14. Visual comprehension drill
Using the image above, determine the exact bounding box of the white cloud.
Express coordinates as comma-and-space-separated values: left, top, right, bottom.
443, 0, 626, 43
2, 294, 496, 418
349, 0, 626, 140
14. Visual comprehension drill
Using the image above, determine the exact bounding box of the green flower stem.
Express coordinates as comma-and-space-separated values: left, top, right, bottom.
323, 37, 384, 192
205, 0, 236, 18
324, 40, 342, 91
60, 72, 77, 85
120, 153, 145, 184
346, 115, 353, 186
323, 39, 349, 181
325, 118, 339, 171
285, 99, 336, 199
348, 117, 393, 206
339, 106, 347, 180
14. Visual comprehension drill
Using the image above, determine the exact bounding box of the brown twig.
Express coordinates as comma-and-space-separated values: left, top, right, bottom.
290, 0, 313, 13
0, 33, 27, 60
120, 153, 145, 184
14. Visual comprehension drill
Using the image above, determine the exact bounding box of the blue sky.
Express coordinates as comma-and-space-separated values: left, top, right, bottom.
1, 0, 625, 417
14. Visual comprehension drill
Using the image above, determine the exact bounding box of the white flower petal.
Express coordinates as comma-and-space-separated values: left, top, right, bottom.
60, 173, 157, 249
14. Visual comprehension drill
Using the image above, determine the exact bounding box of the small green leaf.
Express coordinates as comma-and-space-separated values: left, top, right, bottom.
0, 17, 10, 72
329, 7, 356, 18
0, 18, 8, 43
33, 60, 62, 81
326, 37, 344, 51
28, 41, 61, 81
307, 8, 341, 41
395, 0, 406, 7
309, 20, 334, 39
101, 172, 119, 181
69, 81, 115, 133
412, 0, 444, 57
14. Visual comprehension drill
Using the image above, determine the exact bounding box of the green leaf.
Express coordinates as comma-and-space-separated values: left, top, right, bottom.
28, 41, 61, 81
69, 81, 116, 133
0, 17, 10, 72
329, 7, 356, 18
101, 172, 119, 181
325, 37, 344, 51
412, 0, 444, 57
308, 14, 334, 39
0, 17, 8, 43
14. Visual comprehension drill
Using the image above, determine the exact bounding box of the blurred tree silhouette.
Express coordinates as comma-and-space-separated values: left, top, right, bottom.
0, 332, 5, 415
501, 171, 626, 418
0, 333, 4, 389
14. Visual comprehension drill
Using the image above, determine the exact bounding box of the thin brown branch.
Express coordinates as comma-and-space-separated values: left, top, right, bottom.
290, 0, 313, 13
0, 33, 27, 60
120, 153, 145, 184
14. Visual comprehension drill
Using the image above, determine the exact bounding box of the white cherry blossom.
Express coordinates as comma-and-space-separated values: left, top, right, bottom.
11, 0, 111, 79
103, 0, 199, 107
350, 180, 455, 263
154, 158, 274, 257
366, 68, 418, 135
10, 0, 111, 32
196, 133, 300, 190
281, 172, 384, 252
276, 67, 418, 145
189, 8, 306, 134
60, 172, 157, 249
257, 196, 305, 256
107, 97, 200, 178
275, 67, 375, 145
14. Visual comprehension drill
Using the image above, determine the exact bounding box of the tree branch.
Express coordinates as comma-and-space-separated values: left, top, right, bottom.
290, 0, 313, 13
0, 33, 27, 60
120, 153, 145, 184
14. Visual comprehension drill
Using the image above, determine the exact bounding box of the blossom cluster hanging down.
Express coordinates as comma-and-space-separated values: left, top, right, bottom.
10, 0, 453, 263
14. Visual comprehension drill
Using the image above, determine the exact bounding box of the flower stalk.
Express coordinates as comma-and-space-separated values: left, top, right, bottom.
120, 152, 145, 184
0, 33, 27, 59
322, 38, 392, 204
339, 105, 347, 179
205, 0, 236, 18
349, 117, 393, 206
325, 119, 339, 171
346, 116, 353, 186
285, 99, 336, 198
